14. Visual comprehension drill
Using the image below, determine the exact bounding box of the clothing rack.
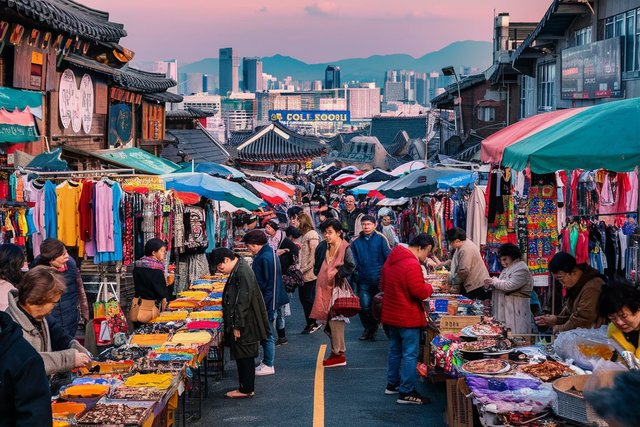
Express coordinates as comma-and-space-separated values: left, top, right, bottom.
25, 168, 136, 177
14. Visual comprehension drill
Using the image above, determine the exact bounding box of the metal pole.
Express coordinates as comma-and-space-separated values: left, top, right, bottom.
455, 74, 463, 135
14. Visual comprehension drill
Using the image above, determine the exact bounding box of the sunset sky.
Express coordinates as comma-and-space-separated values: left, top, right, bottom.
82, 0, 551, 64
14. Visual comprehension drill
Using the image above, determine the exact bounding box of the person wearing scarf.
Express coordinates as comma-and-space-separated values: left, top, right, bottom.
310, 218, 355, 368
133, 239, 169, 307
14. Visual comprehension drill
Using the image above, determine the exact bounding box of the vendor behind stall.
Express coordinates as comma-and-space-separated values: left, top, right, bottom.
443, 227, 490, 300
599, 279, 640, 357
5, 266, 92, 376
535, 252, 605, 333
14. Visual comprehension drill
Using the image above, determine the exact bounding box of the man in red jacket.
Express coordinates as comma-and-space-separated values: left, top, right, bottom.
380, 233, 434, 404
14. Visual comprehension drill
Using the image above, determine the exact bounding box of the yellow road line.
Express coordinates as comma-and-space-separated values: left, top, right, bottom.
313, 344, 326, 427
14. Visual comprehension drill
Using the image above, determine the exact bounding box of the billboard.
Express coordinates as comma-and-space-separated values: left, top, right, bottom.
269, 110, 350, 123
561, 37, 622, 99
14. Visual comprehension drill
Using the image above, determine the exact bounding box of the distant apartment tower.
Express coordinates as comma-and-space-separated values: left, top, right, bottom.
153, 59, 178, 94
348, 87, 381, 119
415, 73, 428, 106
242, 57, 263, 93
219, 47, 239, 95
183, 72, 204, 95
325, 65, 341, 89
202, 75, 209, 93
428, 72, 440, 104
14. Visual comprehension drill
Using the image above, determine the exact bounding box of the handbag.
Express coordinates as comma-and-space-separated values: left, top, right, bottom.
283, 254, 304, 293
372, 291, 384, 321
128, 297, 160, 323
330, 278, 361, 318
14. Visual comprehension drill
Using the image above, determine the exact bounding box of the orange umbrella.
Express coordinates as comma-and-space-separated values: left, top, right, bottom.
263, 180, 295, 196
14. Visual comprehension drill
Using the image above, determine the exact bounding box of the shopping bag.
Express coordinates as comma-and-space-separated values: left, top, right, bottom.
330, 278, 360, 318
92, 317, 112, 346
95, 282, 129, 334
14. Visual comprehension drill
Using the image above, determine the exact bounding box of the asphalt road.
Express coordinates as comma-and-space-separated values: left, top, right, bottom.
187, 296, 447, 427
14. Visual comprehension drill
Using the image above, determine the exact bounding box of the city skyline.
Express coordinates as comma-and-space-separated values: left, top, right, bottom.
81, 0, 550, 63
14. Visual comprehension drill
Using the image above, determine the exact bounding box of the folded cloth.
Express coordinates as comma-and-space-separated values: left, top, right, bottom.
124, 373, 174, 389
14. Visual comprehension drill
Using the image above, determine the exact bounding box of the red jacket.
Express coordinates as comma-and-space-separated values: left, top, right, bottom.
380, 245, 433, 328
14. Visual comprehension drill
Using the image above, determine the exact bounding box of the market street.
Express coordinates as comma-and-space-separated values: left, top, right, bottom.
193, 297, 447, 426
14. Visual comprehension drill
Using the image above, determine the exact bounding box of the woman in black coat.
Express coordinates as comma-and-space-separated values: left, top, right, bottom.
211, 248, 270, 399
0, 311, 52, 426
133, 239, 169, 305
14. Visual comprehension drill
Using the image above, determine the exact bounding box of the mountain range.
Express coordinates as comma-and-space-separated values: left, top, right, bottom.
174, 40, 493, 87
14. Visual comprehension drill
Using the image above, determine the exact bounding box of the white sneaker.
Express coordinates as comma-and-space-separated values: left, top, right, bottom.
255, 363, 275, 376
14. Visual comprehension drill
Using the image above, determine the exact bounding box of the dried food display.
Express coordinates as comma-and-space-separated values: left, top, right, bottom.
458, 339, 498, 352
519, 360, 574, 382
77, 403, 149, 425
110, 385, 167, 400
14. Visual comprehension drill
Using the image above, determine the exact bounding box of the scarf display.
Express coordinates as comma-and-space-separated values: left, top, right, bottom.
135, 256, 165, 271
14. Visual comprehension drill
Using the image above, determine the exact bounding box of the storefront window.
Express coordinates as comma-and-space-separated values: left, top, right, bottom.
604, 8, 640, 73
537, 62, 555, 112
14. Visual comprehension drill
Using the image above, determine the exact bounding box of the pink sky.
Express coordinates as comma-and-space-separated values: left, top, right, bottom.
82, 0, 551, 64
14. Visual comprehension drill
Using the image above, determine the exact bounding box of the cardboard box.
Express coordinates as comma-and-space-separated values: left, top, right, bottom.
438, 315, 481, 333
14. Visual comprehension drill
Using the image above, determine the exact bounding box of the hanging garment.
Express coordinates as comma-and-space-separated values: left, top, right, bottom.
94, 180, 115, 253
26, 180, 45, 256
56, 180, 83, 247
43, 180, 57, 239
94, 182, 123, 264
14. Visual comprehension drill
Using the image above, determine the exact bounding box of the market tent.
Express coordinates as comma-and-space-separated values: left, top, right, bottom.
245, 180, 291, 205
95, 148, 181, 175
327, 165, 359, 180
377, 197, 409, 206
26, 148, 69, 171
162, 173, 264, 210
481, 108, 586, 164
390, 160, 426, 177
342, 168, 395, 188
330, 174, 359, 186
176, 162, 246, 179
501, 97, 640, 173
378, 167, 477, 198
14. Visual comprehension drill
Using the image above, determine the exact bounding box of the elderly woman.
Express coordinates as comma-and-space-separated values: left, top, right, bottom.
32, 238, 89, 337
598, 280, 640, 357
0, 244, 26, 311
297, 213, 321, 334
310, 218, 355, 368
6, 266, 92, 376
210, 248, 269, 399
484, 243, 534, 335
535, 252, 605, 333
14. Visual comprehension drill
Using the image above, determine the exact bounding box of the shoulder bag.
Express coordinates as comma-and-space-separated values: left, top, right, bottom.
128, 297, 160, 323
330, 278, 361, 318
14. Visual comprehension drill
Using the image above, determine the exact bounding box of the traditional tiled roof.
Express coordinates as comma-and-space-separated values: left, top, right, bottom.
235, 122, 326, 163
164, 125, 230, 164
64, 54, 177, 94
227, 130, 254, 147
166, 108, 214, 120
325, 127, 370, 151
143, 92, 183, 103
369, 116, 427, 146
1, 0, 126, 43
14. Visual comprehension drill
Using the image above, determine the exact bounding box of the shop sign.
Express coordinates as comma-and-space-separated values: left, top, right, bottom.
268, 110, 351, 123
108, 103, 133, 148
58, 69, 94, 133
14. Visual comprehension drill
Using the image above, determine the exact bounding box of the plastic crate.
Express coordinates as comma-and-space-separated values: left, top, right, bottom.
446, 378, 474, 427
552, 375, 607, 427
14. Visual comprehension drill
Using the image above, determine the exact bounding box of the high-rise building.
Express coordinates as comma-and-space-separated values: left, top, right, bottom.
415, 73, 428, 106
153, 59, 178, 94
242, 57, 263, 93
202, 75, 209, 94
325, 65, 341, 89
347, 87, 381, 119
219, 47, 239, 95
222, 93, 256, 133
183, 72, 204, 95
428, 72, 440, 104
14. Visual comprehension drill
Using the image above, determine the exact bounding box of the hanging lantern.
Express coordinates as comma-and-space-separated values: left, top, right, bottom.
52, 34, 64, 52
9, 24, 24, 46
27, 28, 40, 47
40, 32, 52, 50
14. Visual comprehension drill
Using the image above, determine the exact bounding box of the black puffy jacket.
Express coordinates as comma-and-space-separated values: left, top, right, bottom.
0, 311, 52, 426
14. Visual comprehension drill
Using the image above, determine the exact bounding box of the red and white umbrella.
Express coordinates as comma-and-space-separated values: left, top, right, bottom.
330, 173, 359, 186
263, 179, 296, 196
246, 180, 291, 205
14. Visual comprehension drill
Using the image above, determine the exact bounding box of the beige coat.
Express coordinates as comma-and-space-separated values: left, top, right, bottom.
450, 239, 490, 293
0, 279, 16, 311
490, 260, 533, 335
299, 230, 320, 282
5, 289, 89, 376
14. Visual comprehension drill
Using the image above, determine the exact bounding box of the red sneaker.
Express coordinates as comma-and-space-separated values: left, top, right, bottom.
323, 353, 347, 368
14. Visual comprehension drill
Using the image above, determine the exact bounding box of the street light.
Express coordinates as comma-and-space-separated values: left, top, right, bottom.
441, 66, 463, 136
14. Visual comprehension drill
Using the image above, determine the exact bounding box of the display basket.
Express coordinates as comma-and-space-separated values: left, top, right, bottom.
552, 375, 608, 427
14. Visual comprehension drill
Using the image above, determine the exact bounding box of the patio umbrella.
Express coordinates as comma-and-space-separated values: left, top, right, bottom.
349, 181, 386, 196
390, 160, 426, 177
327, 165, 359, 181
377, 197, 409, 206
162, 173, 264, 210
263, 179, 296, 196
501, 97, 640, 173
378, 167, 477, 198
330, 174, 359, 186
176, 162, 246, 179
246, 180, 291, 205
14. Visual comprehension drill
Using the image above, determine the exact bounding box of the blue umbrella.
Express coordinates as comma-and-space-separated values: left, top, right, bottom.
176, 162, 246, 179
162, 172, 264, 210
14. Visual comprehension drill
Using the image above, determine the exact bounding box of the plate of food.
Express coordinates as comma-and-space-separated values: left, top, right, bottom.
461, 358, 511, 375
518, 360, 575, 382
470, 322, 504, 337
458, 339, 499, 353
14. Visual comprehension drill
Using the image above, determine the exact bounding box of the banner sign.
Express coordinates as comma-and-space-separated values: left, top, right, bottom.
269, 110, 350, 123
561, 37, 622, 99
58, 69, 94, 133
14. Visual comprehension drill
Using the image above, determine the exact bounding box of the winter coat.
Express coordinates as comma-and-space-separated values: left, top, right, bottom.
450, 239, 490, 293
608, 323, 640, 358
350, 230, 391, 285
274, 235, 299, 275
0, 311, 52, 426
313, 240, 356, 279
380, 245, 433, 328
252, 244, 289, 320
310, 239, 354, 321
0, 278, 16, 311
5, 289, 90, 376
223, 259, 270, 360
339, 207, 363, 240
299, 230, 320, 282
554, 266, 605, 333
490, 260, 533, 335
32, 256, 88, 337
133, 265, 169, 303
